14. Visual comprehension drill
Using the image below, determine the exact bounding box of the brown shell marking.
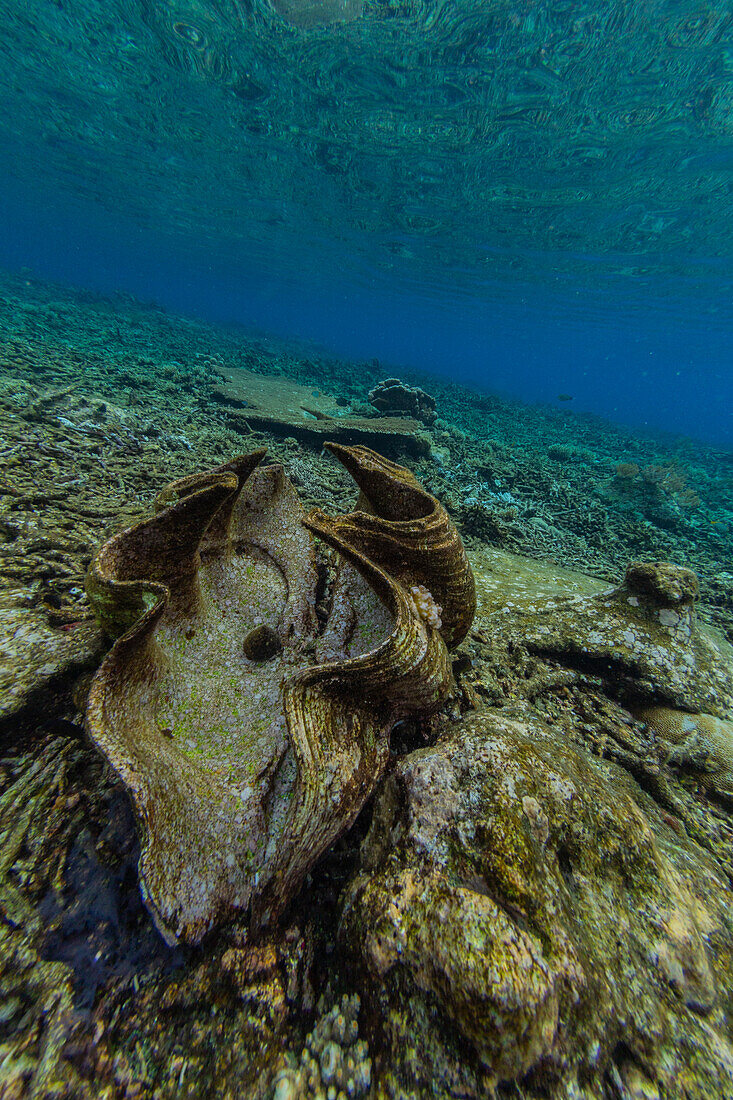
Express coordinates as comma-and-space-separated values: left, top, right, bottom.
310, 443, 476, 649
260, 521, 452, 925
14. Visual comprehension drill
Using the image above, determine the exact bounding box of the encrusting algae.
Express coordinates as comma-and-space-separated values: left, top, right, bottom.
84, 444, 475, 944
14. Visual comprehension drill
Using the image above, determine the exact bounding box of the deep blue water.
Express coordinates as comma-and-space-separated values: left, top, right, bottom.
1, 0, 731, 446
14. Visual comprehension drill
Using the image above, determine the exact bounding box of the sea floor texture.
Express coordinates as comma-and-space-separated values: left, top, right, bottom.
1, 272, 733, 1099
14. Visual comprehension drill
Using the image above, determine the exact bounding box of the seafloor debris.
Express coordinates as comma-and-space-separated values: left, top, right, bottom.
85, 445, 473, 944
368, 377, 437, 425
0, 737, 121, 1100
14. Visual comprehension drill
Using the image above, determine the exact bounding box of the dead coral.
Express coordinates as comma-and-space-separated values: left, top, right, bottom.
368, 378, 437, 425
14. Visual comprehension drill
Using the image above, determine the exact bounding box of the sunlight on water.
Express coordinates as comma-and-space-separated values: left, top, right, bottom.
2, 2, 733, 1096
1, 0, 731, 309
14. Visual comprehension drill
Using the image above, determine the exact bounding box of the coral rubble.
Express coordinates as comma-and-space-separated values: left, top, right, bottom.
271, 994, 371, 1099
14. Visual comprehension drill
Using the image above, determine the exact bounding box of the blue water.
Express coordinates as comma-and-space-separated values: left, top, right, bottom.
0, 0, 731, 446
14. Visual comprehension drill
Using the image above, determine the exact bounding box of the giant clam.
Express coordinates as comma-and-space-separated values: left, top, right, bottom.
85, 445, 475, 944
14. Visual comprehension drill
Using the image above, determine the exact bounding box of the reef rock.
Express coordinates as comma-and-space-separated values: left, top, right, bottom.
85, 446, 473, 944
341, 709, 733, 1097
481, 559, 733, 716
210, 366, 431, 457
368, 378, 437, 425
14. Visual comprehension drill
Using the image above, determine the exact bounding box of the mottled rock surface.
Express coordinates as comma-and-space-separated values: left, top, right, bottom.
476, 559, 733, 716
341, 709, 733, 1098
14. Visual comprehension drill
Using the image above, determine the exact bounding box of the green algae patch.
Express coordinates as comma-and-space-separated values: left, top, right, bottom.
468, 544, 604, 620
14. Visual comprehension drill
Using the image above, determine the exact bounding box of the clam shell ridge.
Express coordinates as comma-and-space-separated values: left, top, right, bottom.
85, 449, 472, 943
312, 443, 476, 649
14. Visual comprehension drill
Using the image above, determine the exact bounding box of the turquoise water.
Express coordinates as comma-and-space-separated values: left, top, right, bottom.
0, 0, 731, 443
3, 5, 733, 1093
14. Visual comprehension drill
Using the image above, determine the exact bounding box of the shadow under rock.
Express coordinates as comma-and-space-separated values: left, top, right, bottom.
38, 791, 185, 1009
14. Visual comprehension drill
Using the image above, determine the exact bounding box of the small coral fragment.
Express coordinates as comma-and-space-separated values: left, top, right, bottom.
409, 584, 443, 630
368, 377, 437, 425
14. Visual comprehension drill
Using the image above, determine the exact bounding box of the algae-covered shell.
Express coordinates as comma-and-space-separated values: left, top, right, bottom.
85, 447, 473, 943
308, 443, 476, 649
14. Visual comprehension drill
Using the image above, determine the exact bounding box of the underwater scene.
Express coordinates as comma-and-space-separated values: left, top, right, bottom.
1, 0, 733, 1096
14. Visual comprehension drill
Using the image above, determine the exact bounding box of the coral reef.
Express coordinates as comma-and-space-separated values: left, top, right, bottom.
2, 273, 731, 638
270, 994, 371, 1098
368, 377, 437, 425
85, 446, 472, 943
211, 366, 431, 457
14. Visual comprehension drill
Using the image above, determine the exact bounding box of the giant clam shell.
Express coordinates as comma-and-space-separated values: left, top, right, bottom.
85, 446, 472, 943
309, 444, 476, 650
